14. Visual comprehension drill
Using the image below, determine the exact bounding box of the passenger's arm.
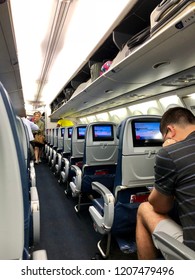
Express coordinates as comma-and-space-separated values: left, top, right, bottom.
30, 121, 39, 131
148, 188, 174, 214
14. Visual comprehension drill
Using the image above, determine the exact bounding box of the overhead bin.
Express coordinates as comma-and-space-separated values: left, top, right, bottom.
50, 3, 195, 119
50, 0, 162, 117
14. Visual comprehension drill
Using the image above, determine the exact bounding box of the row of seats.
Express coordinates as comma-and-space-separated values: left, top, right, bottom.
0, 82, 46, 259
44, 116, 195, 260
45, 123, 118, 210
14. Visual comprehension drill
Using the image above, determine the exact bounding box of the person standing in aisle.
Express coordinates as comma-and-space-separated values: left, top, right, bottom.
33, 111, 45, 164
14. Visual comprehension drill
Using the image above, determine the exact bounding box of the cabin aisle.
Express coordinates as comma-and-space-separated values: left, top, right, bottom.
34, 160, 101, 260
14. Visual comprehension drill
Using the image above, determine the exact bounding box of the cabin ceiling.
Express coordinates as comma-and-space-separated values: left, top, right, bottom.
7, 0, 141, 116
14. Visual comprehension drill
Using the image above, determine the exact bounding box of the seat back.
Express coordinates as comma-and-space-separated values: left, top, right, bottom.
71, 124, 87, 160
16, 116, 30, 169
112, 115, 162, 234
45, 129, 49, 143
0, 82, 28, 259
80, 122, 119, 197
84, 122, 118, 166
46, 128, 52, 144
63, 126, 73, 154
50, 128, 55, 146
115, 115, 162, 189
53, 128, 58, 148
57, 127, 65, 150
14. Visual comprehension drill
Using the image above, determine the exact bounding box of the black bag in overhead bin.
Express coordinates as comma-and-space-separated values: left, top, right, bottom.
150, 0, 193, 34
126, 26, 150, 51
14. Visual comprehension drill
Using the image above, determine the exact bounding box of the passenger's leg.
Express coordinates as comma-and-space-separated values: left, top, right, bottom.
136, 202, 169, 259
34, 146, 39, 164
38, 146, 43, 162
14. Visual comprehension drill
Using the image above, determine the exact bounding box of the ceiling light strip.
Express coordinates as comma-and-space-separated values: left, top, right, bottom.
36, 0, 72, 101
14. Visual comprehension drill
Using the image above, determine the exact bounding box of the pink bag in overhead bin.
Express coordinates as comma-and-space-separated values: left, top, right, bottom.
100, 60, 112, 75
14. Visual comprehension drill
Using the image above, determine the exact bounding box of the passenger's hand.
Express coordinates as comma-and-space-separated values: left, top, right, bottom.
163, 139, 177, 147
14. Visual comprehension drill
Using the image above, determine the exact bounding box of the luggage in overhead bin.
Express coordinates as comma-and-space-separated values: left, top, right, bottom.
63, 87, 74, 101
100, 60, 112, 75
150, 0, 193, 34
89, 62, 102, 82
126, 26, 150, 52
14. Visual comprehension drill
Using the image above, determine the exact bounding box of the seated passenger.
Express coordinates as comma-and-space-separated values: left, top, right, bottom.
136, 107, 195, 259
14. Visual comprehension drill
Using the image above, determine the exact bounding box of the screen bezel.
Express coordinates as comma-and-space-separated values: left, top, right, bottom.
61, 127, 65, 137
92, 124, 114, 142
77, 126, 86, 139
131, 119, 162, 147
68, 127, 73, 139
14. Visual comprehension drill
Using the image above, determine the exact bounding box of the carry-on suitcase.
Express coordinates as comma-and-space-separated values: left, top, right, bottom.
90, 62, 102, 82
150, 0, 193, 34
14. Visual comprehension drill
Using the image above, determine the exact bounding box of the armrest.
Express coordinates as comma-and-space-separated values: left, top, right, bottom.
30, 186, 40, 244
89, 181, 115, 234
55, 153, 62, 174
30, 186, 39, 203
30, 167, 36, 188
30, 160, 34, 169
32, 250, 47, 260
92, 181, 115, 205
60, 158, 70, 183
69, 164, 82, 196
152, 231, 195, 260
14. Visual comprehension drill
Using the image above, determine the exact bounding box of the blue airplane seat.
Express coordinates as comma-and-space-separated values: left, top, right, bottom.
89, 115, 163, 258
0, 82, 30, 259
69, 122, 118, 212
0, 83, 47, 259
47, 128, 55, 165
45, 128, 52, 159
60, 124, 87, 189
54, 126, 73, 178
49, 127, 58, 167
